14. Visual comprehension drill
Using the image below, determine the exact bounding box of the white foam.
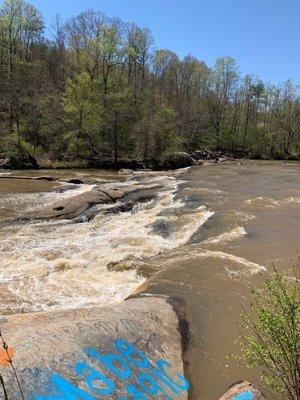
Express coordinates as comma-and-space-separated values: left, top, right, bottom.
282, 196, 300, 205
190, 187, 225, 194
0, 183, 97, 215
195, 250, 266, 273
245, 196, 300, 208
169, 249, 265, 274
202, 227, 247, 245
245, 197, 280, 207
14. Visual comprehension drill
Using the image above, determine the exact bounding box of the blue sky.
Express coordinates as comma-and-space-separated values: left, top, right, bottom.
26, 0, 299, 84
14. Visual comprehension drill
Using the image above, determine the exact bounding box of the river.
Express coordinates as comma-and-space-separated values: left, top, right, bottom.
0, 160, 299, 399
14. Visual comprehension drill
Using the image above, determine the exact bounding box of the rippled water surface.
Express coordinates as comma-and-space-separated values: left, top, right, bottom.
0, 161, 299, 399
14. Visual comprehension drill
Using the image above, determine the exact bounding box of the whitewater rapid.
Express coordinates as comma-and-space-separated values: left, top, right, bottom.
0, 173, 212, 313
2, 162, 299, 314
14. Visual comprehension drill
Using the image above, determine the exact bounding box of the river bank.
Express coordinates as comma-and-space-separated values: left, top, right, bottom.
1, 148, 299, 171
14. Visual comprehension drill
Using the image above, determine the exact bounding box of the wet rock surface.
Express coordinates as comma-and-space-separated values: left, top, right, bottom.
20, 183, 163, 221
31, 189, 112, 220
190, 149, 234, 161
2, 167, 189, 223
0, 296, 189, 400
67, 178, 85, 184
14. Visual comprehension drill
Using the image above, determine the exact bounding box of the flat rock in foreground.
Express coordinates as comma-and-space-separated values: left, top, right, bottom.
0, 296, 189, 400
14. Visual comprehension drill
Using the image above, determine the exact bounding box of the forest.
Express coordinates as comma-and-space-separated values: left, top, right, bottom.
0, 0, 299, 168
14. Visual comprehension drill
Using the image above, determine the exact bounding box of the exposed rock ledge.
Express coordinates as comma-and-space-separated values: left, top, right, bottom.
20, 183, 163, 222
10, 168, 192, 222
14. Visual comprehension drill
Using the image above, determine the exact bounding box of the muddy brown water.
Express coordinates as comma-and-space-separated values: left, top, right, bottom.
0, 161, 299, 399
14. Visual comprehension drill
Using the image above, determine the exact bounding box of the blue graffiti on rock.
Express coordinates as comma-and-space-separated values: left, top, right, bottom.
35, 338, 189, 399
234, 391, 254, 400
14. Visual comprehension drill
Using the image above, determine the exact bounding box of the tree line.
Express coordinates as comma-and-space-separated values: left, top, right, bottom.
0, 0, 299, 166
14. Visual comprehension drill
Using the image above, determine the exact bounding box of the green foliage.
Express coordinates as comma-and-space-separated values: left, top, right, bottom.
63, 72, 104, 156
104, 73, 136, 161
5, 147, 38, 168
218, 129, 237, 150
273, 150, 286, 160
247, 127, 271, 154
6, 147, 21, 160
63, 73, 100, 123
240, 265, 300, 400
152, 106, 181, 158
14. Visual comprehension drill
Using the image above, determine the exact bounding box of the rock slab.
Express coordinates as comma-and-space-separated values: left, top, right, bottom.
0, 296, 189, 400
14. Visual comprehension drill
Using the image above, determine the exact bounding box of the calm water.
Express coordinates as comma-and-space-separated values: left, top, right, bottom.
0, 161, 299, 399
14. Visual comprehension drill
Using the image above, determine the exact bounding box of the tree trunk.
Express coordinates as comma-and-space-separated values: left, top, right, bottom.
113, 115, 118, 164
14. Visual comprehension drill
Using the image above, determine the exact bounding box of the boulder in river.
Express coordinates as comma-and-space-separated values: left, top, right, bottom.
190, 149, 224, 161
35, 176, 58, 181
190, 149, 237, 162
218, 381, 263, 400
0, 296, 190, 400
23, 183, 163, 221
31, 189, 112, 220
67, 178, 85, 184
161, 152, 196, 170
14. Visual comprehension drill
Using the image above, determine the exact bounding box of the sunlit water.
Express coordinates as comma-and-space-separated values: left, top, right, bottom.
0, 161, 299, 399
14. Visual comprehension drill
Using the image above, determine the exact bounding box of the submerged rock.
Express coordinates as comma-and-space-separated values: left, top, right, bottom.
0, 296, 189, 400
151, 218, 173, 238
67, 178, 84, 184
34, 176, 58, 181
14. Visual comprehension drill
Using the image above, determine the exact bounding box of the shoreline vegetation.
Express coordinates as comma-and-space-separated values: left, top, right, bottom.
0, 149, 299, 172
0, 149, 225, 170
240, 265, 300, 400
0, 0, 299, 171
0, 148, 232, 171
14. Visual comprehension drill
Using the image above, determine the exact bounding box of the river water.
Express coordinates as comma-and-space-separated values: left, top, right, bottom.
0, 161, 299, 399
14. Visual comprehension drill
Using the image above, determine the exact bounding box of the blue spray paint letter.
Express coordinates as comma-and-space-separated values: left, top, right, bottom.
115, 338, 150, 369
137, 372, 173, 399
35, 373, 97, 400
86, 347, 131, 380
234, 391, 254, 400
75, 362, 115, 395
